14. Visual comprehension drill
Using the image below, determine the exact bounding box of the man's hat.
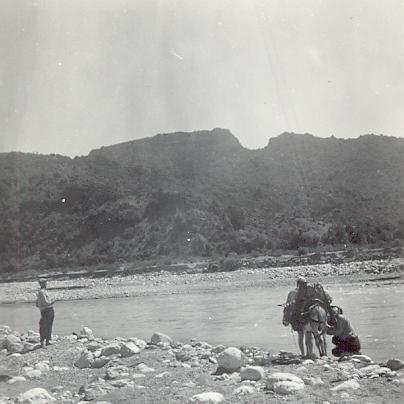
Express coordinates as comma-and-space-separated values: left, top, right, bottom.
38, 277, 47, 285
297, 276, 307, 285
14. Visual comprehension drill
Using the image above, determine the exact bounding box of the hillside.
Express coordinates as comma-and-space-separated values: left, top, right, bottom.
0, 129, 403, 274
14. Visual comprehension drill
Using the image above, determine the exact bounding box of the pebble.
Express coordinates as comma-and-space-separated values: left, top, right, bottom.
7, 376, 26, 384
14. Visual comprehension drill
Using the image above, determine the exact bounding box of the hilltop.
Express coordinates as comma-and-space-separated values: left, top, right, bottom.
0, 129, 403, 274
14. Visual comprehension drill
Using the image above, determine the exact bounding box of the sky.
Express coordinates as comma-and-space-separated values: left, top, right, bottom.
0, 0, 403, 156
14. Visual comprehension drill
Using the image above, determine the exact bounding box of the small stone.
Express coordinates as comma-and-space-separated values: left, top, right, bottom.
86, 341, 103, 352
74, 350, 94, 369
120, 342, 140, 357
386, 359, 404, 371
331, 379, 360, 391
182, 381, 196, 388
101, 343, 121, 356
150, 332, 173, 345
92, 357, 110, 368
217, 347, 245, 372
105, 366, 129, 380
303, 376, 324, 386
136, 363, 155, 373
132, 373, 146, 379
25, 369, 42, 379
155, 371, 169, 378
358, 364, 381, 377
7, 376, 26, 384
240, 366, 265, 381
7, 342, 23, 353
350, 354, 372, 363
189, 392, 225, 403
176, 349, 192, 362
79, 326, 94, 340
16, 387, 55, 403
109, 379, 133, 388
212, 345, 225, 354
8, 353, 23, 359
35, 362, 50, 373
233, 385, 255, 395
128, 337, 147, 350
266, 372, 305, 395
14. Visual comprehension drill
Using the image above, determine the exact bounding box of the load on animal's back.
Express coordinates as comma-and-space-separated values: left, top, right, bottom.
282, 277, 334, 357
290, 277, 334, 331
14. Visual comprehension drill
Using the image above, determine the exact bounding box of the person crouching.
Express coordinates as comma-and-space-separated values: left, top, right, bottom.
327, 306, 360, 357
36, 278, 55, 348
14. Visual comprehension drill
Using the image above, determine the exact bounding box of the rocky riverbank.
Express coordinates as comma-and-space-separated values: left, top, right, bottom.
0, 325, 403, 403
0, 258, 402, 304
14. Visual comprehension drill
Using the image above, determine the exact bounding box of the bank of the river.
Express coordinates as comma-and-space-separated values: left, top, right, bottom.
1, 325, 403, 404
0, 258, 402, 305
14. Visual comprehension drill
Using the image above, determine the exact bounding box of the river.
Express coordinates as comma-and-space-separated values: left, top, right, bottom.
1, 281, 403, 362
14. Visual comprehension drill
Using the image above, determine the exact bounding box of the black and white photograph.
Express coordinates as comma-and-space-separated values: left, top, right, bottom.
0, 0, 403, 402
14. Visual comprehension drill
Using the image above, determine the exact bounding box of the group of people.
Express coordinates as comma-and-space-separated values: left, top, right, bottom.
284, 276, 361, 358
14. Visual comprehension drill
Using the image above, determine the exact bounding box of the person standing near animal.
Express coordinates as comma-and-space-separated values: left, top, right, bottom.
290, 277, 333, 328
327, 306, 361, 357
36, 278, 55, 348
284, 277, 333, 357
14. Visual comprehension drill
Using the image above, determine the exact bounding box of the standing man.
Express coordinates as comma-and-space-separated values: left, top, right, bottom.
327, 306, 361, 357
36, 278, 55, 348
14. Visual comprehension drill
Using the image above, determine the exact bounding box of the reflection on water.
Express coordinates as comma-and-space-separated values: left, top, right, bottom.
1, 282, 403, 362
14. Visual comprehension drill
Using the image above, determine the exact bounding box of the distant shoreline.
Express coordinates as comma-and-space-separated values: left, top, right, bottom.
1, 258, 402, 305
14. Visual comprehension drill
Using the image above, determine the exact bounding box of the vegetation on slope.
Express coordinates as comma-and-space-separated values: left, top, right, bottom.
0, 129, 403, 274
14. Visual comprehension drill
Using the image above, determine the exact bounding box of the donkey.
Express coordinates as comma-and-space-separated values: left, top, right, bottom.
282, 300, 328, 357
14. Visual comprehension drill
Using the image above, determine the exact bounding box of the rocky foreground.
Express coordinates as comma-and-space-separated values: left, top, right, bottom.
1, 325, 403, 404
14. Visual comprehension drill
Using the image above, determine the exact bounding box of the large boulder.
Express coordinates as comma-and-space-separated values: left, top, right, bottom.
120, 342, 140, 357
266, 372, 305, 395
217, 347, 245, 372
150, 332, 173, 345
74, 350, 94, 369
188, 392, 225, 403
16, 387, 55, 403
386, 359, 404, 371
101, 343, 121, 356
240, 366, 265, 381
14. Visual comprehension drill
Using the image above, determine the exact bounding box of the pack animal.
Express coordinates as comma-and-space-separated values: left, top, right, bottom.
282, 300, 328, 357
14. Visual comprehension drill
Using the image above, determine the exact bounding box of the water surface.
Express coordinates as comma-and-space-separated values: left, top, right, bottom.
1, 282, 403, 362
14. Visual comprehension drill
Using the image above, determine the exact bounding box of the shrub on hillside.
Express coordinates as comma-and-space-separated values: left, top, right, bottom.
297, 246, 309, 256
220, 255, 240, 272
